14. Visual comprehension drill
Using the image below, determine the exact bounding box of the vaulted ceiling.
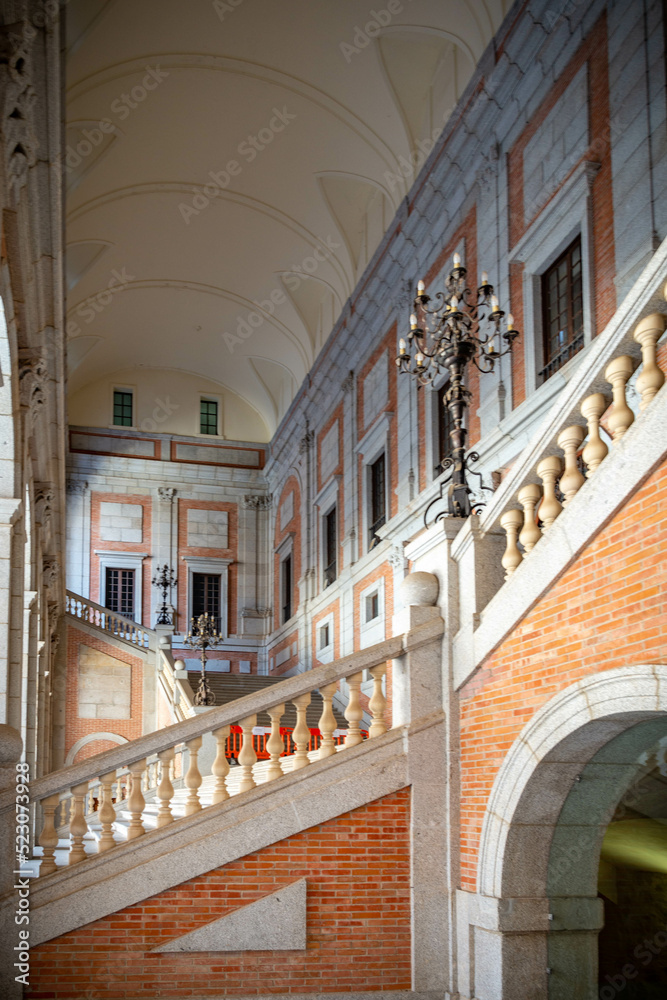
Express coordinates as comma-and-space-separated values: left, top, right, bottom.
65, 0, 509, 440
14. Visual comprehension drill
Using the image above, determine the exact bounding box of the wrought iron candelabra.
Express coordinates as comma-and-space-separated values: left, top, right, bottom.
396, 253, 520, 520
152, 564, 177, 626
184, 612, 223, 706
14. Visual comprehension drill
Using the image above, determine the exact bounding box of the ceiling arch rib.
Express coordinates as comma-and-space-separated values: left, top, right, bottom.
67, 183, 354, 298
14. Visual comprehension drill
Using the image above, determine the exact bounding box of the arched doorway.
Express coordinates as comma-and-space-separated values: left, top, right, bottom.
473, 665, 667, 1000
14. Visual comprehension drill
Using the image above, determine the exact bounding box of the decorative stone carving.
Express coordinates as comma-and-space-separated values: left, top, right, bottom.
241, 607, 271, 618
34, 483, 55, 527
42, 558, 59, 595
157, 487, 176, 503
19, 356, 48, 413
299, 429, 314, 453
389, 545, 407, 572
66, 479, 88, 495
340, 370, 355, 394
0, 21, 38, 202
242, 494, 272, 510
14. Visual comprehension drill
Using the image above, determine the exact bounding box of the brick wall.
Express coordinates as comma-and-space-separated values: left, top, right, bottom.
458, 456, 667, 888
27, 788, 411, 999
177, 498, 238, 635
90, 492, 153, 626
274, 476, 302, 632
65, 626, 143, 763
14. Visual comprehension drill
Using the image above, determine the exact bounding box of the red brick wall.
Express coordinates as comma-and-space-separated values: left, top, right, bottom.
177, 499, 238, 636
90, 492, 153, 627
65, 626, 143, 763
27, 789, 411, 999
458, 457, 667, 888
507, 12, 615, 404
269, 628, 299, 675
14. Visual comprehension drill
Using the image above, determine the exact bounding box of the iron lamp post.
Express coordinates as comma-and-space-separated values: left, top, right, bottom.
152, 564, 177, 627
184, 612, 223, 707
396, 254, 520, 520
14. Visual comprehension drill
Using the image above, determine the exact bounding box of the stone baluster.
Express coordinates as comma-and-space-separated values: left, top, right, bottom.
633, 313, 666, 409
38, 793, 61, 876
265, 705, 285, 781
517, 484, 542, 553
183, 736, 203, 816
604, 355, 636, 442
317, 682, 339, 759
368, 663, 388, 738
211, 726, 231, 803
156, 747, 175, 827
500, 509, 523, 580
291, 693, 312, 770
536, 455, 563, 529
237, 714, 258, 793
557, 425, 586, 504
126, 759, 147, 839
344, 672, 364, 747
581, 394, 609, 476
68, 782, 90, 864
97, 771, 117, 853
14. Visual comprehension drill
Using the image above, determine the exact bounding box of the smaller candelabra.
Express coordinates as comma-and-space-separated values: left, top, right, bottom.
184, 612, 223, 706
152, 564, 177, 626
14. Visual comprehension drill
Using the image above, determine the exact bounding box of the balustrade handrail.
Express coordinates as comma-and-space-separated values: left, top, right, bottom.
6, 622, 441, 812
65, 590, 157, 650
480, 235, 667, 533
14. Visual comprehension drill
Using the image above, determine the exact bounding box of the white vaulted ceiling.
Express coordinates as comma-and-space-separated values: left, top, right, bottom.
65, 0, 509, 441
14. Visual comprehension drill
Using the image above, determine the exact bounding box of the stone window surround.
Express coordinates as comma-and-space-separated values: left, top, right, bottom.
109, 382, 136, 431
95, 550, 149, 622
275, 532, 295, 626
181, 555, 233, 638
358, 575, 385, 649
509, 160, 600, 398
315, 610, 335, 664
314, 475, 340, 591
354, 411, 393, 554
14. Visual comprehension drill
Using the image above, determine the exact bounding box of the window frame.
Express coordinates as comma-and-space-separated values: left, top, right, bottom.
182, 556, 232, 638
359, 577, 385, 648
323, 505, 337, 588
191, 571, 222, 631
368, 451, 387, 550
280, 551, 293, 625
199, 396, 221, 436
540, 236, 584, 383
104, 567, 135, 618
112, 386, 134, 428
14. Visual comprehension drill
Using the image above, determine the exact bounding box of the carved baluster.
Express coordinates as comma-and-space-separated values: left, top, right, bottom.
237, 715, 258, 793
156, 747, 175, 827
38, 793, 61, 876
500, 509, 523, 579
68, 782, 90, 865
265, 706, 285, 781
557, 425, 586, 504
517, 484, 542, 553
183, 737, 203, 815
344, 672, 364, 747
605, 355, 636, 442
211, 726, 231, 803
97, 771, 117, 853
318, 682, 339, 759
536, 455, 563, 529
634, 313, 666, 409
291, 694, 312, 770
581, 393, 609, 476
126, 759, 147, 839
369, 664, 388, 738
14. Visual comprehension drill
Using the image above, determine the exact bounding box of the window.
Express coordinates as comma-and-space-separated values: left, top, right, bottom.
368, 452, 386, 549
281, 554, 292, 624
192, 572, 221, 629
105, 568, 135, 618
113, 390, 133, 427
365, 592, 379, 622
540, 237, 584, 382
323, 506, 337, 587
436, 381, 454, 474
200, 398, 218, 435
319, 622, 330, 649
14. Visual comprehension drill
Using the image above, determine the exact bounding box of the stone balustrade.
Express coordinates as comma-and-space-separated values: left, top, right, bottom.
495, 310, 666, 580
65, 591, 156, 651
15, 631, 424, 876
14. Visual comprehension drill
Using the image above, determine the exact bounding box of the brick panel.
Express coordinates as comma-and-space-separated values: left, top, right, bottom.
27, 788, 411, 999
458, 457, 667, 888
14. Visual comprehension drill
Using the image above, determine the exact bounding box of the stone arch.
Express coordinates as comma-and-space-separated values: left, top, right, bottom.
470, 665, 667, 999
65, 731, 129, 766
